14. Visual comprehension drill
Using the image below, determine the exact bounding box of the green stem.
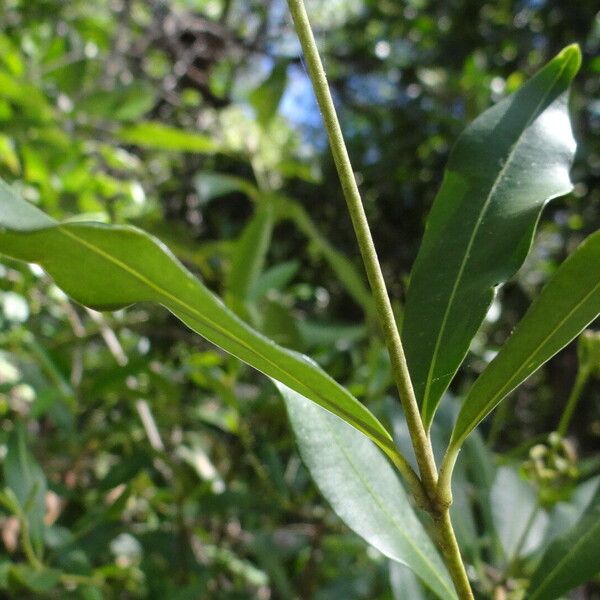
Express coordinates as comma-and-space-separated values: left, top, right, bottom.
506, 503, 539, 575
434, 510, 476, 600
557, 367, 590, 437
286, 3, 473, 597
20, 516, 43, 571
285, 0, 438, 497
438, 444, 460, 508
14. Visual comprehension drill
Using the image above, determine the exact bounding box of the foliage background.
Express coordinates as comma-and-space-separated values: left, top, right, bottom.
0, 0, 598, 598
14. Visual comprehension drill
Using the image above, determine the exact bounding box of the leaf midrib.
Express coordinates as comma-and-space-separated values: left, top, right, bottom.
455, 277, 600, 445
421, 60, 569, 421
322, 416, 457, 600
529, 509, 600, 600
55, 225, 391, 447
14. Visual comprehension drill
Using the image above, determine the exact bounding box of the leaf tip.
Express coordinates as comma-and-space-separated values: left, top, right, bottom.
557, 43, 582, 74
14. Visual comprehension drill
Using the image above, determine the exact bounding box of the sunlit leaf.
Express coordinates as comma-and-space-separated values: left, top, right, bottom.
0, 178, 395, 460
402, 45, 580, 427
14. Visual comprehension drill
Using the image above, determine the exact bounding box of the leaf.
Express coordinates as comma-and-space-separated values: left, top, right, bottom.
451, 230, 600, 448
248, 260, 300, 301
490, 467, 547, 562
193, 171, 259, 205
3, 424, 47, 554
250, 62, 288, 126
528, 485, 600, 600
389, 561, 427, 600
8, 565, 62, 593
0, 178, 395, 461
227, 204, 275, 302
280, 384, 458, 600
117, 122, 219, 153
402, 45, 581, 427
545, 476, 600, 544
275, 195, 374, 313
78, 83, 156, 121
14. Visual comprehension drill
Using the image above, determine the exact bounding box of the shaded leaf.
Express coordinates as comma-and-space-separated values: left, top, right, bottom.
4, 424, 47, 553
528, 485, 600, 600
490, 467, 547, 561
248, 260, 300, 301
280, 384, 458, 600
250, 62, 288, 126
227, 204, 275, 302
78, 83, 156, 121
8, 564, 61, 593
193, 171, 259, 205
402, 45, 580, 427
117, 122, 218, 153
275, 195, 374, 312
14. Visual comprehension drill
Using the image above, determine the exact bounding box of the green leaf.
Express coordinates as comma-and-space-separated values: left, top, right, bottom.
402, 45, 581, 427
8, 564, 62, 593
250, 62, 288, 126
452, 230, 600, 448
280, 384, 458, 600
4, 424, 47, 553
78, 83, 156, 121
117, 122, 219, 153
193, 171, 259, 205
248, 260, 300, 301
0, 178, 395, 462
227, 204, 275, 302
275, 195, 374, 313
528, 485, 600, 600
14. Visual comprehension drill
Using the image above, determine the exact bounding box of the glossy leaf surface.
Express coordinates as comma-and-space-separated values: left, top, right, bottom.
402, 45, 580, 427
0, 179, 394, 457
280, 384, 457, 600
452, 230, 600, 448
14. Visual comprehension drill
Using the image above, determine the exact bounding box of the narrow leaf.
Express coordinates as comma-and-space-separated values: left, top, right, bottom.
4, 424, 47, 553
528, 485, 600, 600
0, 179, 394, 459
402, 45, 581, 427
227, 204, 275, 301
193, 171, 259, 205
452, 230, 600, 448
117, 122, 218, 153
275, 195, 374, 313
280, 384, 457, 600
250, 62, 288, 126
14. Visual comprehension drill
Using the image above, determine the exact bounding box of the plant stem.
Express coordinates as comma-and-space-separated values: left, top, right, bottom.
20, 516, 43, 571
285, 0, 438, 498
286, 3, 474, 597
434, 510, 475, 600
557, 366, 590, 436
506, 503, 539, 575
